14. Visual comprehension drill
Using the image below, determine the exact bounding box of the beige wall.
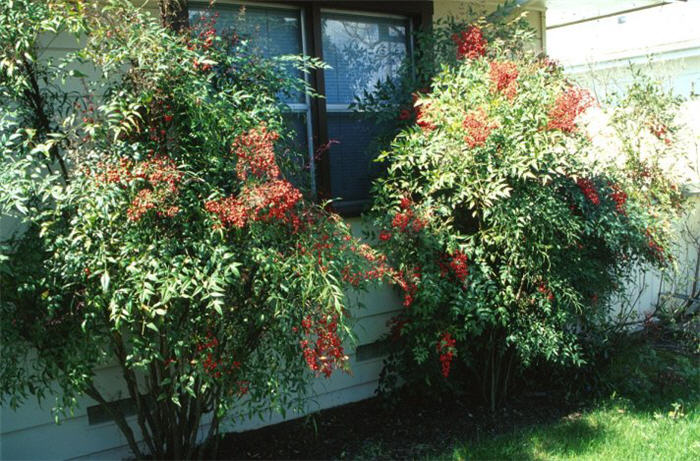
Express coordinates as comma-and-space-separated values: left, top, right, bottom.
434, 0, 546, 52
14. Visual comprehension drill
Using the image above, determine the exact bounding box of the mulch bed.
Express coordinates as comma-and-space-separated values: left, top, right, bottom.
216, 389, 581, 460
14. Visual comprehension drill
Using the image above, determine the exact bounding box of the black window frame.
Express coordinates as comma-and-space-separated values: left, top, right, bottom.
189, 1, 434, 216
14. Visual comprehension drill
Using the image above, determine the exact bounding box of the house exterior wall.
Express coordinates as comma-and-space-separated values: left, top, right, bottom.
434, 0, 545, 52
545, 1, 700, 323
0, 1, 547, 459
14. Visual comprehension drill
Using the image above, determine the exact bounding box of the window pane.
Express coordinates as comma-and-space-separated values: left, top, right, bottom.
284, 111, 310, 155
189, 5, 305, 103
322, 13, 408, 104
190, 6, 302, 57
327, 113, 389, 204
322, 12, 409, 208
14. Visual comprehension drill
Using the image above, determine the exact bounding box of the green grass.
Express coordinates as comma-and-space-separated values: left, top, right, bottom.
339, 339, 698, 461
449, 397, 699, 460
448, 342, 700, 461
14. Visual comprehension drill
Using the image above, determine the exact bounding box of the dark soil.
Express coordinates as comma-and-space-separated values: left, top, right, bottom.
215, 389, 582, 460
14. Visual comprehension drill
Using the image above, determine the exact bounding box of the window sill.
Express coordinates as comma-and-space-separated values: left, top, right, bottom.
329, 198, 372, 217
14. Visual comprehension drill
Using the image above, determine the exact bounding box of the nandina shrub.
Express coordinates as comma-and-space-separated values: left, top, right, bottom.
366, 16, 689, 409
0, 1, 387, 458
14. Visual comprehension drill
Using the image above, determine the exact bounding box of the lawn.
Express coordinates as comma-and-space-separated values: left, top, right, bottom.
449, 340, 700, 460
450, 397, 699, 460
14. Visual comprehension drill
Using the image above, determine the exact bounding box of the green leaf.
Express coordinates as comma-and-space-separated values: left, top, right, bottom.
100, 271, 110, 293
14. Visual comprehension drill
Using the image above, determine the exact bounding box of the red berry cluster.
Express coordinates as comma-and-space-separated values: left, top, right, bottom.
127, 189, 157, 221
126, 156, 183, 222
436, 332, 457, 378
648, 122, 672, 145
243, 180, 303, 226
576, 177, 600, 206
135, 155, 183, 191
236, 380, 249, 396
489, 61, 519, 100
397, 88, 432, 126
291, 224, 393, 289
205, 126, 302, 230
206, 179, 302, 230
187, 11, 218, 72
188, 11, 218, 51
340, 244, 418, 309
192, 59, 213, 72
645, 229, 665, 262
547, 87, 594, 133
204, 195, 247, 229
306, 233, 337, 273
378, 230, 392, 241
92, 155, 182, 222
93, 157, 134, 184
396, 267, 420, 307
463, 108, 498, 148
233, 125, 281, 181
452, 26, 487, 60
415, 101, 437, 132
537, 282, 555, 302
196, 333, 241, 380
608, 183, 628, 214
341, 242, 393, 287
448, 250, 469, 282
391, 196, 426, 233
299, 314, 346, 378
143, 99, 175, 145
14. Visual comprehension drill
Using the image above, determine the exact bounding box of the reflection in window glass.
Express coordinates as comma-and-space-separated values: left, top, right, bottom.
322, 12, 409, 209
189, 6, 305, 103
322, 13, 408, 105
189, 6, 301, 58
281, 111, 313, 190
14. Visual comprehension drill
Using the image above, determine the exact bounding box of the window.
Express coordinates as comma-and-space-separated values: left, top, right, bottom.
189, 4, 315, 190
322, 11, 410, 213
189, 2, 432, 214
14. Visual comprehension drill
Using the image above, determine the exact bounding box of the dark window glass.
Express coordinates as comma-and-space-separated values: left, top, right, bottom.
321, 12, 409, 210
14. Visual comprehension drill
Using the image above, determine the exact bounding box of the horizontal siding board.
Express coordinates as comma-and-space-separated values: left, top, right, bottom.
308, 355, 384, 396
37, 32, 84, 51
1, 413, 138, 461
1, 354, 386, 457
216, 379, 380, 434
66, 379, 381, 461
1, 365, 128, 434
0, 324, 393, 437
347, 284, 402, 318
3, 370, 383, 461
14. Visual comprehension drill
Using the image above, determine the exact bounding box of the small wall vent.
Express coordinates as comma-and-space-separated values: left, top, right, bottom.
356, 339, 390, 362
87, 397, 136, 425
